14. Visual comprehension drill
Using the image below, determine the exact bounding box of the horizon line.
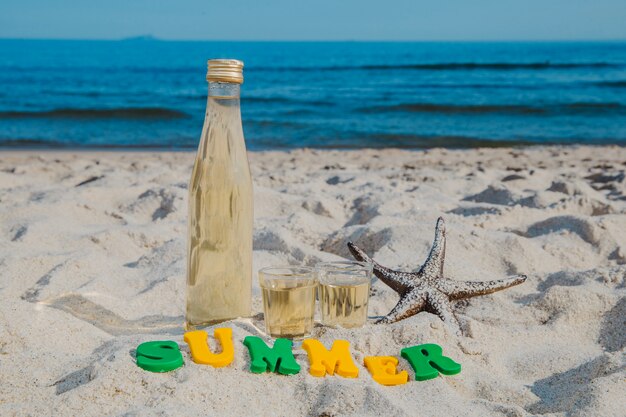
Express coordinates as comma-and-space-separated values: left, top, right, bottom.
1, 36, 626, 43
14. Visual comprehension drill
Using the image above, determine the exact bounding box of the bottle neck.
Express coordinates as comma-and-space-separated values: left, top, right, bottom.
200, 81, 244, 159
208, 82, 240, 99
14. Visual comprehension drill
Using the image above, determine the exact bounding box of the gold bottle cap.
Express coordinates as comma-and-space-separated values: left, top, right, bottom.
206, 59, 244, 84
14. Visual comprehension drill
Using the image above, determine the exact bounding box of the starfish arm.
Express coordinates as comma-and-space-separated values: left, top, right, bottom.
426, 290, 462, 335
418, 217, 446, 278
347, 242, 413, 294
438, 275, 528, 300
376, 289, 427, 324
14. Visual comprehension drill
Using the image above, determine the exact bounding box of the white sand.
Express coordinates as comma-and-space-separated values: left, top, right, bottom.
0, 146, 625, 416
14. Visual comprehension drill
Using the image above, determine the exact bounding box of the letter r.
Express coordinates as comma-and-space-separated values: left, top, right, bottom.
400, 343, 461, 381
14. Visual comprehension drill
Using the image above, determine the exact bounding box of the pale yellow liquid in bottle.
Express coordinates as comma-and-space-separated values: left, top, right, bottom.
186, 93, 253, 329
319, 280, 370, 328
261, 284, 316, 338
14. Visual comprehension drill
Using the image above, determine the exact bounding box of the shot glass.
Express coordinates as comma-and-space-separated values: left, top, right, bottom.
258, 266, 317, 339
315, 261, 373, 329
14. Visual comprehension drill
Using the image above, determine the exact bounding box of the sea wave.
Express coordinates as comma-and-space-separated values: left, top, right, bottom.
313, 134, 541, 149
246, 119, 310, 129
0, 135, 538, 150
0, 139, 64, 147
0, 138, 194, 148
594, 80, 626, 88
255, 62, 620, 72
0, 107, 189, 120
245, 96, 333, 106
358, 102, 626, 116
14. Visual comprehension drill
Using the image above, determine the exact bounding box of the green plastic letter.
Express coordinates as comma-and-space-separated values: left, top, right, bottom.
136, 340, 184, 373
242, 336, 300, 375
400, 343, 461, 381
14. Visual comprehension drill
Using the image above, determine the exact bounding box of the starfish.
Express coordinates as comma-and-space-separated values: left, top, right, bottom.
347, 217, 527, 334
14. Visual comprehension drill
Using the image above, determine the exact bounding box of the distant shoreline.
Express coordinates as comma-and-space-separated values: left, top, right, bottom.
2, 38, 626, 43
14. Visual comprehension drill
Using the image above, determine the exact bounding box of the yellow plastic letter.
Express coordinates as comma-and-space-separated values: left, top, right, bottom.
184, 328, 234, 367
302, 339, 359, 378
364, 356, 408, 386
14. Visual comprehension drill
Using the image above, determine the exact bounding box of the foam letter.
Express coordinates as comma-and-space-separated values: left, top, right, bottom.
184, 328, 234, 367
364, 356, 408, 386
242, 336, 300, 375
136, 340, 184, 373
302, 339, 359, 378
400, 343, 461, 381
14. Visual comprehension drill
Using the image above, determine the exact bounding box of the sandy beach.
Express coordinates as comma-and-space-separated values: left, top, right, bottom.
0, 145, 625, 416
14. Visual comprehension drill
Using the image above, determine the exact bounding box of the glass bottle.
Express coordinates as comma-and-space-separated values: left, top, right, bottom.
185, 59, 253, 329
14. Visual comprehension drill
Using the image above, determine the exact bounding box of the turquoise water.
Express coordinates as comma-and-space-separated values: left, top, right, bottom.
1, 40, 625, 149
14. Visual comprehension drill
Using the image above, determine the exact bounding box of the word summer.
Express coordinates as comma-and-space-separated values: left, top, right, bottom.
135, 328, 461, 386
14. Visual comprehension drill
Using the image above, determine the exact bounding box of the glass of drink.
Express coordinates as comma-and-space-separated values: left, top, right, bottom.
258, 266, 318, 339
315, 261, 373, 329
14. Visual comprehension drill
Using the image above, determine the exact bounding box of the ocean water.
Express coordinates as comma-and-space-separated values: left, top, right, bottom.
1, 40, 625, 150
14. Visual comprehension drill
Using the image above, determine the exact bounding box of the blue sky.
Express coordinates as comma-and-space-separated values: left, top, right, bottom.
2, 0, 626, 41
